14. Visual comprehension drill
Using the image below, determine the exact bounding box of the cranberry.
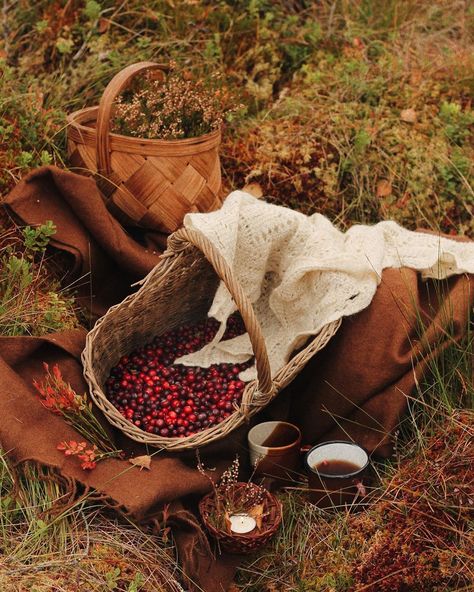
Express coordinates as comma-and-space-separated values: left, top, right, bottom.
105, 315, 251, 438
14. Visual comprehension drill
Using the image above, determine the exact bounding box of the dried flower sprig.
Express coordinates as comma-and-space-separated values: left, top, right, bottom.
34, 363, 122, 470
197, 453, 265, 532
33, 362, 82, 414
112, 63, 241, 140
56, 440, 119, 471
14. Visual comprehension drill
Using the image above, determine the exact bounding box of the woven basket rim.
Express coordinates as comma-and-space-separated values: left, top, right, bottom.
83, 316, 341, 450
67, 105, 221, 154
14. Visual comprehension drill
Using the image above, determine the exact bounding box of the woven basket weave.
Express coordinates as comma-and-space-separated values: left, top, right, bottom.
82, 227, 341, 451
199, 483, 282, 554
67, 62, 222, 233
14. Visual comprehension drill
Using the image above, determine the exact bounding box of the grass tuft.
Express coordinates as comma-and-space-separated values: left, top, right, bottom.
0, 223, 78, 336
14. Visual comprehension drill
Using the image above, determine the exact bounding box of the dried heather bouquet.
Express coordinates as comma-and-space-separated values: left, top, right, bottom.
112, 63, 238, 140
33, 363, 121, 469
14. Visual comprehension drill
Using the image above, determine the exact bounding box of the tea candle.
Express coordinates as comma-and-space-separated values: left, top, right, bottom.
229, 513, 256, 534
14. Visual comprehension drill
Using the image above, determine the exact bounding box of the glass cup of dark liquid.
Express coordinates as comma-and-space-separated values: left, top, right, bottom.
304, 441, 369, 509
248, 421, 302, 485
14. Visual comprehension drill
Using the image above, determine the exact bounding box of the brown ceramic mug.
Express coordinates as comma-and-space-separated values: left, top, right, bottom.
305, 441, 369, 509
247, 421, 302, 483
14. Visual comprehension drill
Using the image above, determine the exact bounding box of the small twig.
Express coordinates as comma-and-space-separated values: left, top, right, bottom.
1, 0, 12, 62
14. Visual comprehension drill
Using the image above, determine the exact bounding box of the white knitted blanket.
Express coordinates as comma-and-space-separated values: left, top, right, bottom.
176, 191, 474, 381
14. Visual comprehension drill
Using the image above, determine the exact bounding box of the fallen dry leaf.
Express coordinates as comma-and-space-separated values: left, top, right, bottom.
98, 18, 110, 34
376, 179, 392, 198
129, 455, 152, 470
248, 503, 265, 529
224, 512, 232, 534
410, 69, 423, 85
400, 108, 417, 123
242, 182, 263, 198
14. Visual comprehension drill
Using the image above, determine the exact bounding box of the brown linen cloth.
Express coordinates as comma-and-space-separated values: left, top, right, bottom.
2, 166, 473, 591
3, 166, 168, 317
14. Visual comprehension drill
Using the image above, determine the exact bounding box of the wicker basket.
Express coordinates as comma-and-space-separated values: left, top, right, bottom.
199, 482, 282, 554
67, 62, 223, 233
82, 227, 341, 451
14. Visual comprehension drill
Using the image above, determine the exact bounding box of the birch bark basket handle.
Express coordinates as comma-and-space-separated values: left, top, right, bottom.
95, 61, 169, 176
171, 227, 274, 397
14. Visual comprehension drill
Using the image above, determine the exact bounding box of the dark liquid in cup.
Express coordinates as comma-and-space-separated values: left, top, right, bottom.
314, 459, 361, 476
261, 424, 297, 448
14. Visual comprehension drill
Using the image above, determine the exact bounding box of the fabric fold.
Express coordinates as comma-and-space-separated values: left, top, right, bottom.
177, 191, 474, 381
2, 167, 473, 590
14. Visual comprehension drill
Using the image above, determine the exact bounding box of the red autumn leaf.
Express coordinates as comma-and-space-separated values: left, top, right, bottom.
80, 460, 97, 470
98, 18, 110, 33
52, 364, 62, 381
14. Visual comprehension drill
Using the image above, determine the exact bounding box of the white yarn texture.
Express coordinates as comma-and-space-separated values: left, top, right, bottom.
176, 191, 474, 381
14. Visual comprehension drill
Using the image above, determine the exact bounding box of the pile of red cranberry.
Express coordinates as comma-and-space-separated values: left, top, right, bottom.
105, 316, 251, 438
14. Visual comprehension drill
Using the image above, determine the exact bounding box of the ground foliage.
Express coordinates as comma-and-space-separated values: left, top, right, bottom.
1, 0, 473, 234
0, 222, 77, 336
0, 0, 473, 591
237, 411, 474, 591
237, 299, 474, 591
0, 458, 183, 592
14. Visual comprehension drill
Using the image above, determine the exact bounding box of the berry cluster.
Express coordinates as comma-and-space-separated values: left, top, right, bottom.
105, 316, 251, 438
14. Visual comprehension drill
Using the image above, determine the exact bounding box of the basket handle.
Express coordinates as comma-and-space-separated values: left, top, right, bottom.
95, 61, 168, 176
171, 227, 273, 396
